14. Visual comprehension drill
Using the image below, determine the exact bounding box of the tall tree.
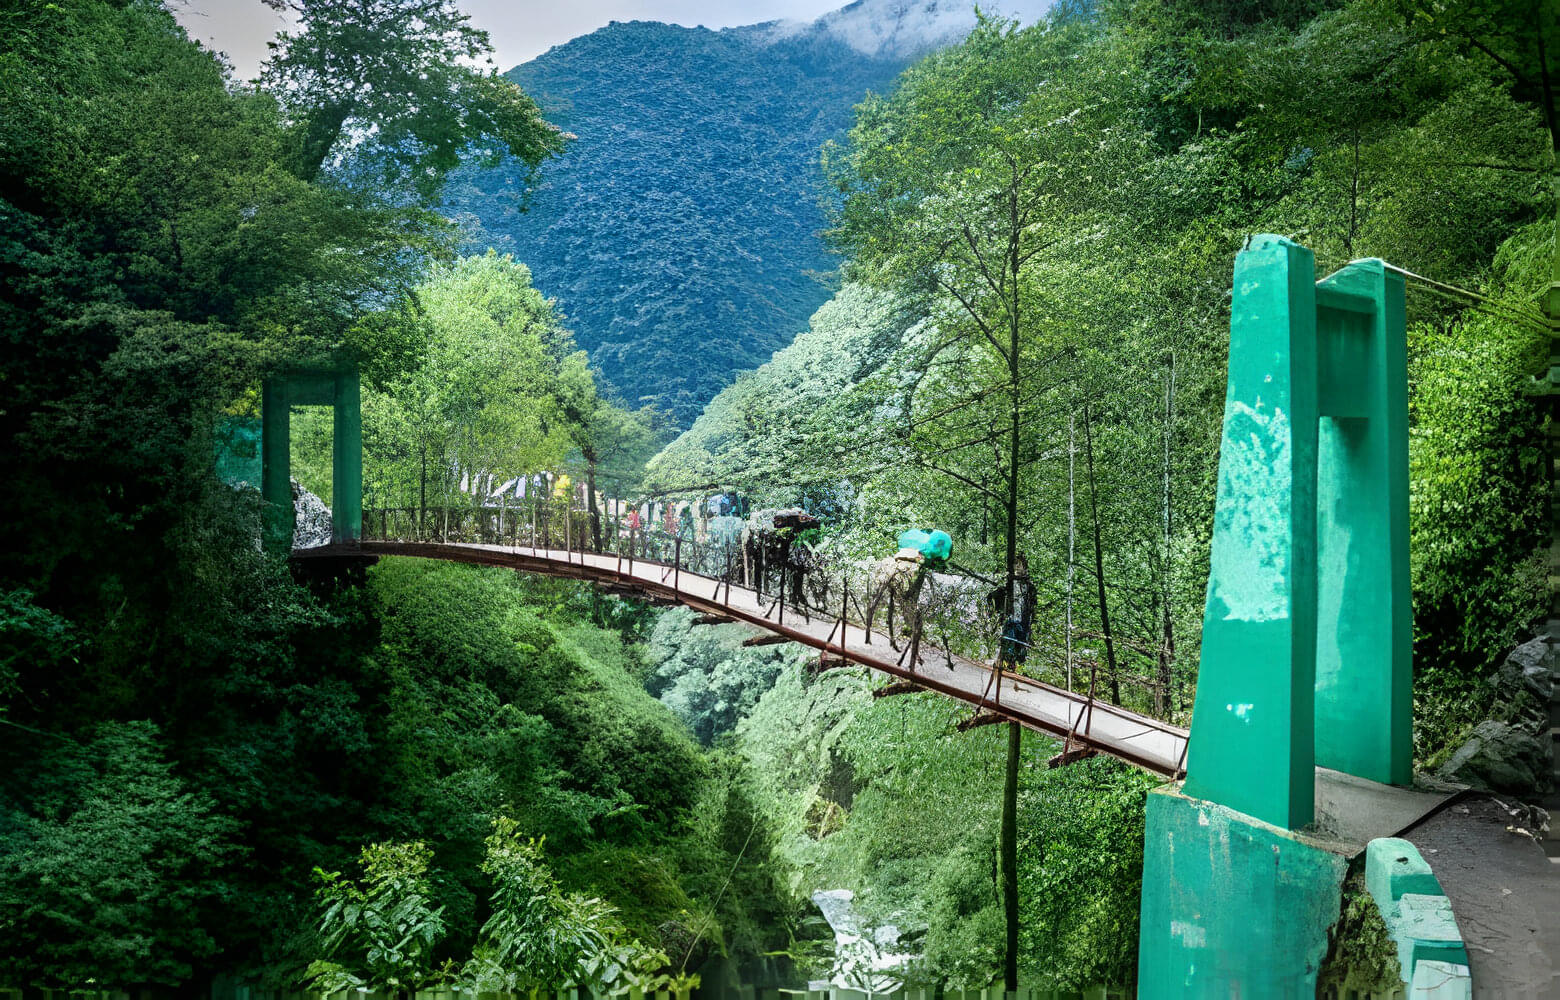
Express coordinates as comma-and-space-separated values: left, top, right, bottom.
1387, 0, 1559, 318
259, 0, 568, 195
363, 253, 575, 531
824, 15, 1145, 988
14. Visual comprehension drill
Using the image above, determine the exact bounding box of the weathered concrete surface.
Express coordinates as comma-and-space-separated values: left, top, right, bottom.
1392, 893, 1470, 974
1183, 242, 1414, 831
1413, 961, 1474, 999
1313, 768, 1455, 855
1182, 235, 1320, 831
1363, 837, 1472, 992
1366, 837, 1444, 904
1404, 797, 1560, 998
1312, 259, 1413, 788
1137, 786, 1347, 998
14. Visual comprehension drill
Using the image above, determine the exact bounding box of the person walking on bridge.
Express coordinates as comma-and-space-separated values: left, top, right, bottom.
988, 554, 1036, 671
625, 505, 642, 557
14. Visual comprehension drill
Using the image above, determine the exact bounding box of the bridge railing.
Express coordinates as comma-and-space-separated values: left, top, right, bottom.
356, 507, 1183, 734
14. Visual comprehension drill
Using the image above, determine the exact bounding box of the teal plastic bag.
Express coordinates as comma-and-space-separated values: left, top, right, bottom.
897, 529, 952, 562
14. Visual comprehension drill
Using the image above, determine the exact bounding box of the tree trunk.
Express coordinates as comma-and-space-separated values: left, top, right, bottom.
294, 102, 353, 182
1001, 719, 1021, 991
1082, 402, 1121, 704
418, 443, 427, 540
586, 451, 603, 552
1000, 195, 1022, 994
1067, 412, 1076, 692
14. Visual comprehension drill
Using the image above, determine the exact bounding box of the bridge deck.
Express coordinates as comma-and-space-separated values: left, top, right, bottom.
296, 541, 1190, 778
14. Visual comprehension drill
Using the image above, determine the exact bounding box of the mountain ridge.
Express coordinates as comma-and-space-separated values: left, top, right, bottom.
445, 1, 1050, 423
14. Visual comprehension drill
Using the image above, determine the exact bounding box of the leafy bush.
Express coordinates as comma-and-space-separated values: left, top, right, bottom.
0, 722, 237, 987
1407, 226, 1552, 758
464, 821, 616, 990
307, 842, 450, 993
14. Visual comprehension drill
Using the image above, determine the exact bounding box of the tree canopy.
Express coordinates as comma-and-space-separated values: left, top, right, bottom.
259, 0, 569, 195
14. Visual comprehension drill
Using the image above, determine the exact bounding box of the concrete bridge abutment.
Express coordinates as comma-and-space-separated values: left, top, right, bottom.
1136, 237, 1443, 996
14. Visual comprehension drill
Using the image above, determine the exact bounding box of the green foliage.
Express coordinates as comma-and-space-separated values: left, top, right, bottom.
259, 0, 567, 194
0, 722, 237, 987
1316, 870, 1402, 996
446, 21, 916, 421
0, 590, 78, 716
653, 0, 1555, 744
363, 252, 660, 530
643, 609, 806, 745
5, 0, 1554, 989
644, 284, 916, 495
731, 657, 1159, 991
357, 559, 787, 968
464, 821, 615, 991
308, 841, 450, 993
1407, 224, 1552, 757
0, 0, 761, 987
364, 252, 570, 515
734, 663, 1003, 988
1384, 0, 1559, 159
1016, 760, 1158, 991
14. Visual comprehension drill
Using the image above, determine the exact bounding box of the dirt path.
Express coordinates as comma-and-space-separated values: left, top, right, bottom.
1405, 796, 1560, 998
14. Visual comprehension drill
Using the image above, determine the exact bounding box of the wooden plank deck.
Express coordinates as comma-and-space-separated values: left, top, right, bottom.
295, 541, 1190, 778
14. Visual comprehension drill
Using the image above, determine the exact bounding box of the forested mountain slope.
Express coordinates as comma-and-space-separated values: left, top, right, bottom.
444, 1, 1046, 422
645, 2, 1558, 761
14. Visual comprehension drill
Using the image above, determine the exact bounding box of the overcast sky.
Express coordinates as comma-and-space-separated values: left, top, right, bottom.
172, 1, 850, 81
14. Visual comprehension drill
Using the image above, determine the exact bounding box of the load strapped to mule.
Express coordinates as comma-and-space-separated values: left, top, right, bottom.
895, 528, 952, 565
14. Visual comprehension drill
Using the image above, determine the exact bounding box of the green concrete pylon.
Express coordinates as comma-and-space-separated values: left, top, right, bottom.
261, 378, 294, 554
331, 369, 362, 544
1182, 235, 1321, 830
259, 364, 362, 553
1182, 237, 1413, 830
1314, 259, 1411, 786
1139, 236, 1414, 997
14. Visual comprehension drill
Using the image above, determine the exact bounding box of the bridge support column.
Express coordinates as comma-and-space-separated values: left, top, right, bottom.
1137, 787, 1346, 999
332, 369, 362, 544
260, 364, 362, 552
1180, 234, 1320, 830
1314, 259, 1411, 785
1178, 236, 1412, 821
261, 378, 294, 554
1139, 236, 1412, 994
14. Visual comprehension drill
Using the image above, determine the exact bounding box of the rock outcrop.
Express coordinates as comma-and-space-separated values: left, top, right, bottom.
1434, 638, 1558, 796
291, 479, 333, 548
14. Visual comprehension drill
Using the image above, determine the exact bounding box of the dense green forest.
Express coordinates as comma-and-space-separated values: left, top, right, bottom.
2, 0, 1556, 994
446, 19, 911, 420
649, 0, 1558, 753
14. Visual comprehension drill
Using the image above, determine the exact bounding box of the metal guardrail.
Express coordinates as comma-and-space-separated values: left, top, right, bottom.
301, 514, 1191, 780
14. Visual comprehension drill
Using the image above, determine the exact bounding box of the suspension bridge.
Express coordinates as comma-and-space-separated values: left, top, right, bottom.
294, 537, 1192, 777
268, 240, 1539, 996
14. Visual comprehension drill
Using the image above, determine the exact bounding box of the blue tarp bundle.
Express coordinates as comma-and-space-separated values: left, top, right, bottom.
897, 529, 952, 562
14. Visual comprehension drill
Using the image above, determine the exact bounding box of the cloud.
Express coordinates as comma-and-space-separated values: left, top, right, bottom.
173, 0, 851, 78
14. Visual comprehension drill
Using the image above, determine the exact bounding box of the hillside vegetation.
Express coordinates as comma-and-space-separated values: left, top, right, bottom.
444, 20, 911, 419
1, 0, 1555, 994
649, 0, 1557, 754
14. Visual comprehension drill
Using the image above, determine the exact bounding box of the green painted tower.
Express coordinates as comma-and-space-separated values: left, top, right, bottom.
1138, 236, 1411, 996
260, 366, 362, 553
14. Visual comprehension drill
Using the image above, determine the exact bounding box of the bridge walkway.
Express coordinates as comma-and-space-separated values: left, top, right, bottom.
296, 540, 1190, 779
